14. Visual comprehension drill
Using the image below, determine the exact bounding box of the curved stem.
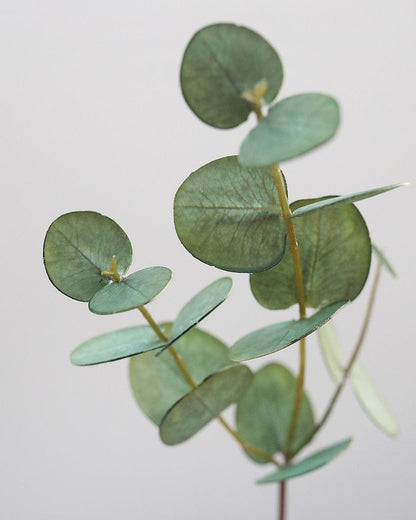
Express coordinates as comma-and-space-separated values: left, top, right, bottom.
138, 306, 280, 467
291, 259, 383, 456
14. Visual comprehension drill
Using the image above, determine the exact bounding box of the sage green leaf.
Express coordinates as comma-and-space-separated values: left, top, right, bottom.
160, 365, 253, 445
250, 199, 371, 309
291, 183, 405, 219
43, 211, 132, 301
317, 321, 343, 385
180, 23, 283, 128
258, 439, 351, 483
372, 244, 397, 277
239, 93, 340, 167
174, 156, 286, 272
130, 325, 231, 425
236, 364, 315, 461
318, 321, 399, 436
71, 325, 164, 366
352, 364, 399, 436
230, 301, 346, 362
88, 267, 172, 314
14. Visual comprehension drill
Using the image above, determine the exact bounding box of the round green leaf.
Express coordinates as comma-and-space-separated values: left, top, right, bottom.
43, 211, 132, 301
250, 199, 371, 310
239, 93, 340, 167
181, 23, 283, 128
236, 363, 315, 461
88, 267, 172, 314
129, 325, 231, 425
70, 325, 164, 366
258, 439, 352, 483
230, 301, 346, 362
174, 156, 286, 272
159, 365, 253, 445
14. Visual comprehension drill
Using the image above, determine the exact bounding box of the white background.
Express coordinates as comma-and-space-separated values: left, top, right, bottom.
1, 1, 415, 519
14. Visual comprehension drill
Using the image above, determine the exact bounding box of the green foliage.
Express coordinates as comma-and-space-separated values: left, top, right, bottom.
130, 325, 232, 425
174, 156, 286, 272
160, 365, 253, 445
230, 301, 347, 361
180, 23, 283, 128
250, 199, 371, 310
236, 364, 315, 460
258, 439, 352, 483
42, 21, 403, 515
240, 93, 340, 167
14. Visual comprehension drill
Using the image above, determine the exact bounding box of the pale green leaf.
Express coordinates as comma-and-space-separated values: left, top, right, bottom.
317, 321, 343, 385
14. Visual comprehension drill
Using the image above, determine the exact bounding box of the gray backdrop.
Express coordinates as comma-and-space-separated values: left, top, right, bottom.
1, 1, 415, 518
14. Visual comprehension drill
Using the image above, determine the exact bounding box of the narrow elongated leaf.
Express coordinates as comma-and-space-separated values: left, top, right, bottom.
372, 244, 397, 277
230, 301, 346, 362
318, 321, 399, 436
352, 364, 399, 436
130, 325, 231, 425
250, 199, 371, 310
43, 211, 132, 301
71, 325, 164, 366
88, 267, 172, 314
317, 321, 343, 385
291, 183, 405, 219
240, 93, 340, 167
258, 439, 352, 483
236, 364, 315, 461
181, 23, 283, 128
174, 156, 286, 272
160, 365, 253, 445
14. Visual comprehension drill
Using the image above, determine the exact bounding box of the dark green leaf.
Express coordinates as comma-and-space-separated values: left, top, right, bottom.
71, 325, 164, 366
181, 23, 283, 128
236, 363, 315, 460
174, 156, 286, 272
250, 199, 371, 309
291, 183, 405, 219
258, 439, 352, 483
130, 325, 231, 425
240, 93, 340, 167
159, 365, 253, 445
43, 211, 132, 301
230, 301, 346, 362
88, 267, 172, 314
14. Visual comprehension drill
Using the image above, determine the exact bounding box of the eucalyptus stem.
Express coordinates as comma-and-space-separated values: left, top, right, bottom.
138, 305, 280, 467
291, 259, 383, 456
279, 480, 287, 520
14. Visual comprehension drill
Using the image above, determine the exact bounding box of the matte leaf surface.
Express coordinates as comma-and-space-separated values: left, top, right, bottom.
174, 156, 286, 272
181, 23, 283, 128
160, 365, 253, 445
130, 325, 231, 425
291, 183, 404, 219
258, 439, 351, 483
43, 211, 132, 301
250, 199, 371, 309
240, 93, 340, 167
71, 325, 164, 366
230, 301, 346, 361
318, 321, 398, 436
236, 364, 315, 460
88, 267, 172, 314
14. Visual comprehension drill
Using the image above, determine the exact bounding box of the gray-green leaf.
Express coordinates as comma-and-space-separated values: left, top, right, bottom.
250, 199, 371, 310
43, 211, 132, 301
174, 156, 286, 272
236, 363, 315, 460
258, 439, 352, 483
88, 267, 172, 314
240, 93, 340, 167
181, 23, 283, 128
160, 365, 253, 445
230, 301, 347, 362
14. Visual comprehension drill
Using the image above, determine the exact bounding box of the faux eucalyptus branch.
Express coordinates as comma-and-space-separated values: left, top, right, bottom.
43, 23, 404, 519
